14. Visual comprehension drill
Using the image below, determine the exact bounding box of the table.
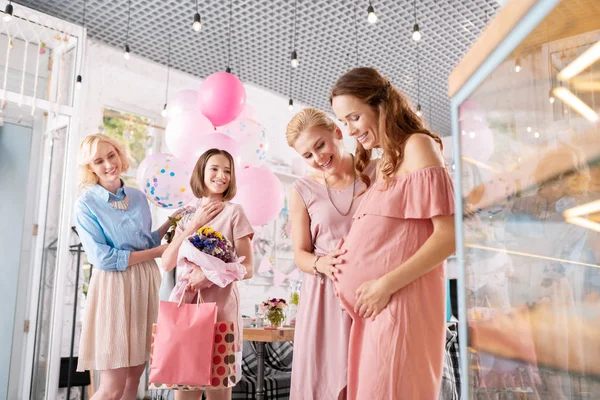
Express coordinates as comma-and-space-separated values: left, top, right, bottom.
243, 327, 295, 400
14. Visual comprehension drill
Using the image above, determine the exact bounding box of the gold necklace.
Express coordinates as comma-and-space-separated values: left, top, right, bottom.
323, 155, 356, 216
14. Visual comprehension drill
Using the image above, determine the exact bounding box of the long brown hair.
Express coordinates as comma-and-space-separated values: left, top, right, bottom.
330, 67, 442, 189
285, 107, 371, 189
190, 149, 237, 200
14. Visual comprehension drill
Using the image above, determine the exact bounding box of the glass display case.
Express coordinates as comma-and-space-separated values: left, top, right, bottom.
449, 0, 600, 398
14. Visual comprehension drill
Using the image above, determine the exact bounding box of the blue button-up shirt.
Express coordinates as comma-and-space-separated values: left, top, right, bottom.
74, 182, 161, 272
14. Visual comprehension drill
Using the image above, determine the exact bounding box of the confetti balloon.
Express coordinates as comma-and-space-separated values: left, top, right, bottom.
221, 118, 268, 167
136, 153, 165, 190
140, 153, 194, 209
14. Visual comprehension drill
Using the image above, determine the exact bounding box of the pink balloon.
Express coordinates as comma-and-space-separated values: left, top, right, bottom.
459, 99, 485, 122
166, 90, 197, 120
198, 72, 246, 127
238, 103, 256, 120
165, 111, 214, 160
184, 132, 241, 165
460, 118, 495, 162
234, 165, 284, 226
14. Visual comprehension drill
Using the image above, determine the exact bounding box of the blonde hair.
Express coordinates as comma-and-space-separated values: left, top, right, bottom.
285, 107, 338, 147
190, 149, 237, 201
285, 107, 371, 190
77, 134, 130, 188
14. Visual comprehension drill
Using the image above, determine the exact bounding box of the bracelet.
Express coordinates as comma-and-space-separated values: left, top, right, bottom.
313, 255, 325, 284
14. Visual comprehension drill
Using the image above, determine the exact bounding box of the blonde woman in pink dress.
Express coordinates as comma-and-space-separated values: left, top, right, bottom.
285, 107, 376, 400
330, 67, 456, 399
162, 149, 255, 400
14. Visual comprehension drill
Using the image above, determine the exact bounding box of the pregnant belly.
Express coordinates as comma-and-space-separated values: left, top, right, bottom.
335, 231, 392, 312
334, 216, 426, 312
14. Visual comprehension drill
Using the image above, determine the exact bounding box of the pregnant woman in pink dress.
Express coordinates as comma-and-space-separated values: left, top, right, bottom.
286, 107, 376, 399
330, 67, 456, 400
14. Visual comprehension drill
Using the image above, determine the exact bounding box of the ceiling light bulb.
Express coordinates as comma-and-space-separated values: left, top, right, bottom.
288, 99, 294, 111
412, 23, 421, 41
549, 90, 555, 104
76, 75, 82, 90
367, 5, 377, 24
4, 2, 13, 23
515, 58, 521, 72
192, 12, 201, 32
124, 44, 131, 60
291, 50, 298, 68
534, 132, 540, 139
161, 103, 168, 118
526, 126, 532, 133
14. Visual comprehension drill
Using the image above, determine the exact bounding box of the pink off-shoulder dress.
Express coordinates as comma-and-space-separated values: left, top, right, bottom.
335, 166, 455, 400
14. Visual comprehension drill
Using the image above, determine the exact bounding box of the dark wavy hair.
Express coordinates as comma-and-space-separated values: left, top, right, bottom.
330, 67, 442, 189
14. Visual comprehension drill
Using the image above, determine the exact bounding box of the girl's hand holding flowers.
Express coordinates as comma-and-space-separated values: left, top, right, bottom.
184, 264, 213, 291
355, 278, 392, 320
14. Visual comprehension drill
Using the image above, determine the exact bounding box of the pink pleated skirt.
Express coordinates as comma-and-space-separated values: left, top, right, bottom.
77, 260, 161, 371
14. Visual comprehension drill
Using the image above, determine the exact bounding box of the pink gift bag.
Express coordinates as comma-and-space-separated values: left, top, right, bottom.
149, 293, 217, 386
149, 321, 238, 391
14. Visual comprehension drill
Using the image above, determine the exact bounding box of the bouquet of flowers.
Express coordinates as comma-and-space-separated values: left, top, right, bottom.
169, 226, 246, 303
261, 298, 287, 328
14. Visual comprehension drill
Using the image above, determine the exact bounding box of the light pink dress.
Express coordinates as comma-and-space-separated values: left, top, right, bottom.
335, 166, 454, 400
177, 201, 254, 382
290, 162, 376, 400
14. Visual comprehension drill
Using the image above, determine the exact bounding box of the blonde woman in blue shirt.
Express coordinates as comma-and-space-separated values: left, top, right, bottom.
74, 134, 191, 400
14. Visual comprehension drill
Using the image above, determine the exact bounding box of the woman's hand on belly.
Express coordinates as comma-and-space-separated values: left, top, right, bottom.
355, 278, 392, 320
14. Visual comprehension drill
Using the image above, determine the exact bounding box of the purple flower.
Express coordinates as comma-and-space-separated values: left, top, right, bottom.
188, 227, 238, 264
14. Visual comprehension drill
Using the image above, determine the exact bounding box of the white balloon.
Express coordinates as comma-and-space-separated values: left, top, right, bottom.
166, 90, 198, 121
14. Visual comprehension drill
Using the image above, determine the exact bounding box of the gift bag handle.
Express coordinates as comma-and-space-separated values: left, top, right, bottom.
177, 290, 205, 308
